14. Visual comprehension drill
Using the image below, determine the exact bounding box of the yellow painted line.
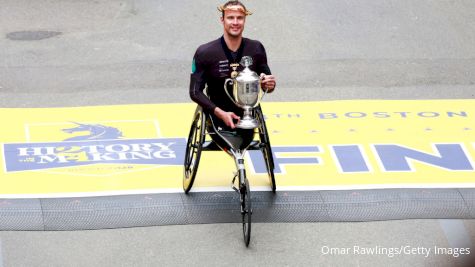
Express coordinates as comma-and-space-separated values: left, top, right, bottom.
1, 100, 474, 197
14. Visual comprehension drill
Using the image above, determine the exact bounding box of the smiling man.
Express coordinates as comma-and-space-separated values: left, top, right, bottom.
189, 0, 276, 131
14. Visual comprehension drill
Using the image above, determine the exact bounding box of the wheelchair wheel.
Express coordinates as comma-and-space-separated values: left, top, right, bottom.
256, 106, 276, 192
239, 169, 252, 247
183, 110, 204, 193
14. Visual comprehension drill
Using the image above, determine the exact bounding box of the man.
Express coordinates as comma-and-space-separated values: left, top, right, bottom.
189, 1, 276, 133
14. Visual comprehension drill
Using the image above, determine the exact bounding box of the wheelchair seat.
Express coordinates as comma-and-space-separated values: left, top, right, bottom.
206, 114, 255, 152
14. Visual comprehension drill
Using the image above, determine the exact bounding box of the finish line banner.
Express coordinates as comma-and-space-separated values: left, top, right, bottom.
1, 100, 474, 197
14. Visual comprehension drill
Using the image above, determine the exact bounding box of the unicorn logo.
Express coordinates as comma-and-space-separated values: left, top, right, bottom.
62, 122, 123, 141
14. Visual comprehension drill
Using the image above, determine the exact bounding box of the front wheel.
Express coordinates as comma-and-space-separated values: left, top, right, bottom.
240, 170, 252, 247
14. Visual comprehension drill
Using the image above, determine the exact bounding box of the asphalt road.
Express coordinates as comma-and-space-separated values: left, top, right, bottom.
0, 1, 474, 266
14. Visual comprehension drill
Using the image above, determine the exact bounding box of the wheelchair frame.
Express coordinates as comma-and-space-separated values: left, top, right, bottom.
183, 104, 276, 246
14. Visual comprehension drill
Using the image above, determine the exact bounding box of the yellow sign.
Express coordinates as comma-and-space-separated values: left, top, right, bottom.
1, 100, 474, 197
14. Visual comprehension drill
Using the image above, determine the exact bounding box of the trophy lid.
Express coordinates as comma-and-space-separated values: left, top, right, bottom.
240, 56, 253, 68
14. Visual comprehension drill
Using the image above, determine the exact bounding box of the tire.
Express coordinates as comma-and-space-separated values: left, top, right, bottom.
262, 143, 276, 192
183, 111, 204, 193
240, 170, 252, 247
256, 106, 276, 192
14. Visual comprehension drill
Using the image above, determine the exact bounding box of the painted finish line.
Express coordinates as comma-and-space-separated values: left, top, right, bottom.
0, 100, 474, 197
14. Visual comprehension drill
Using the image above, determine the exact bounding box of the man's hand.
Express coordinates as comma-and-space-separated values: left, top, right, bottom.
214, 107, 240, 129
260, 73, 276, 93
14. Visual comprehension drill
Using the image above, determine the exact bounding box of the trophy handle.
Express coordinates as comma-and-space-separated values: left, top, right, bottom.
253, 81, 270, 108
224, 78, 242, 107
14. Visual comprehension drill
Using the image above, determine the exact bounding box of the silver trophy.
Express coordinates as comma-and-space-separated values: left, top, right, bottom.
224, 56, 267, 129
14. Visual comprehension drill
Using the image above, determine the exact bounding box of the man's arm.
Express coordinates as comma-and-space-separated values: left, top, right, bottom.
189, 51, 217, 113
189, 49, 239, 128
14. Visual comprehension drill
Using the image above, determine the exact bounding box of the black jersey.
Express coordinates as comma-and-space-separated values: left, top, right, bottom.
189, 36, 271, 127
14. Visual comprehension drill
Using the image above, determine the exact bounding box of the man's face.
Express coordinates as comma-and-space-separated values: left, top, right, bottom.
221, 6, 246, 38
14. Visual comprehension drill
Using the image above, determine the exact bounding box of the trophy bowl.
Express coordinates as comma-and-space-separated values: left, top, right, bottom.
224, 56, 264, 129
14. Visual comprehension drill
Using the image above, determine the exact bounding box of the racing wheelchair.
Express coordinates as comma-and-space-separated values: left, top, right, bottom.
183, 104, 276, 246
